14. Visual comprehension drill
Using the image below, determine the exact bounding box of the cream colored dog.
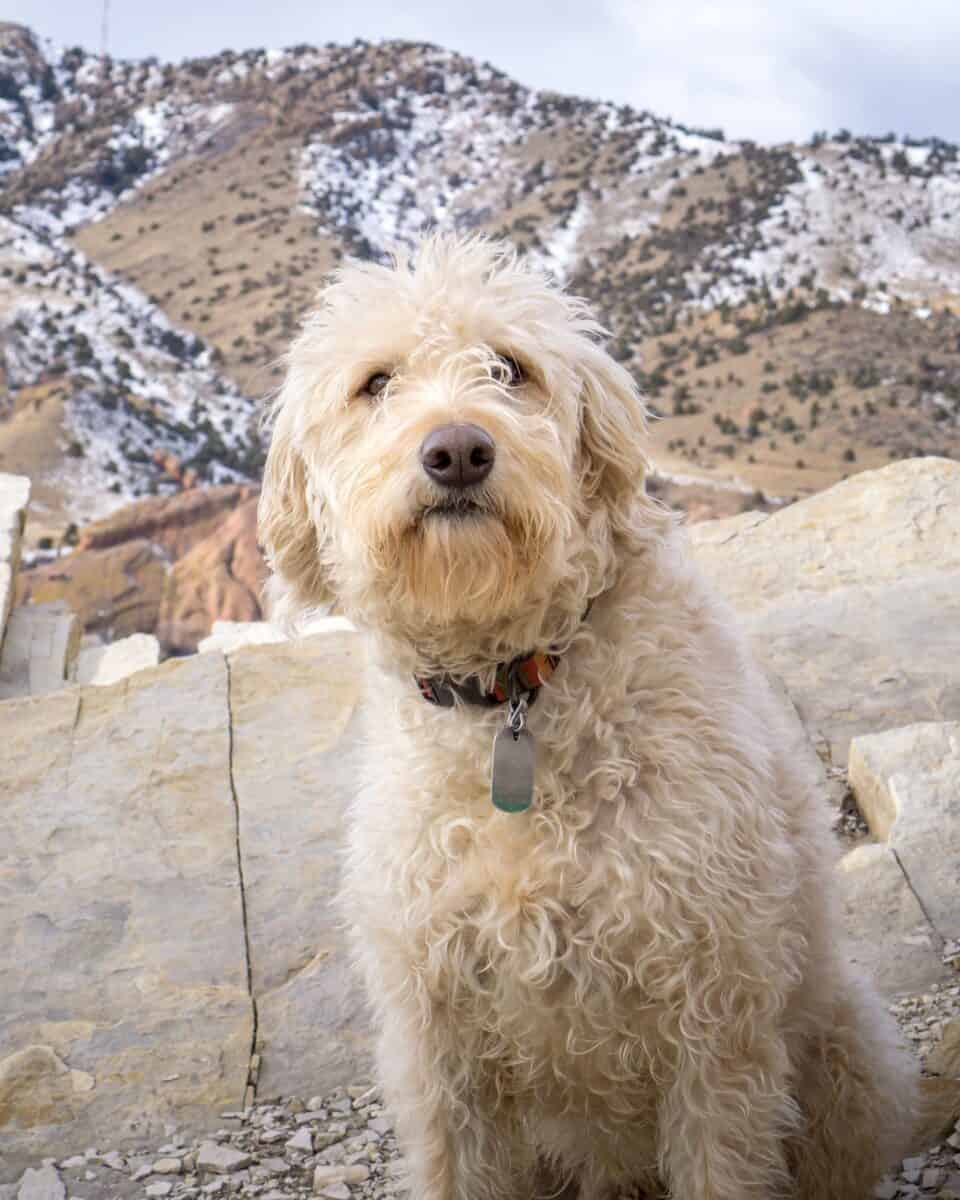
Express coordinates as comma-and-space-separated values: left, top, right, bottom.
258, 236, 916, 1200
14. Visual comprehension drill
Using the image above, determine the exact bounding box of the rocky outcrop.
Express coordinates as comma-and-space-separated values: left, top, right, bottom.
156, 494, 266, 653
76, 485, 259, 560
0, 600, 79, 699
688, 457, 960, 767
15, 485, 265, 653
0, 473, 30, 649
15, 539, 169, 644
0, 627, 367, 1181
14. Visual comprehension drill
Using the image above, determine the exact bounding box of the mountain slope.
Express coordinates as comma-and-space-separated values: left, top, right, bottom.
2, 22, 959, 542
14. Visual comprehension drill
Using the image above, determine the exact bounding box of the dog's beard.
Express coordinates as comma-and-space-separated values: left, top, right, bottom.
337, 489, 568, 634
402, 504, 554, 624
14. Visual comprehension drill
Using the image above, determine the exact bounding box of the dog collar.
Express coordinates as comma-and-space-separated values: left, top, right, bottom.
415, 650, 559, 709
415, 612, 593, 814
414, 600, 594, 710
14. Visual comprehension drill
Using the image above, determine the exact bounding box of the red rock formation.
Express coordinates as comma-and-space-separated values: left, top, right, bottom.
157, 495, 266, 652
17, 485, 266, 652
78, 483, 259, 558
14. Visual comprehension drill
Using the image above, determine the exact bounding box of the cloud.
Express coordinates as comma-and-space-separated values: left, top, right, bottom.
602, 0, 960, 142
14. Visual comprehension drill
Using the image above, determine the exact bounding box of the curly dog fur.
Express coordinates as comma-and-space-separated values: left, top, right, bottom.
259, 235, 917, 1199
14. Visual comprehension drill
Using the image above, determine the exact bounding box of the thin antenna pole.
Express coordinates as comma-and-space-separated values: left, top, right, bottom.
100, 0, 110, 56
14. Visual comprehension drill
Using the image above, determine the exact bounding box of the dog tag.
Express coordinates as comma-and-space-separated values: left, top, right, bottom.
491, 724, 535, 813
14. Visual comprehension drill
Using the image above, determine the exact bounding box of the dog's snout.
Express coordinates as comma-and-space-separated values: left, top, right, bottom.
419, 423, 496, 488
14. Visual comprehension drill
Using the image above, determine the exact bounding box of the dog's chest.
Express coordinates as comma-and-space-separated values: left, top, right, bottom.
413, 816, 662, 1081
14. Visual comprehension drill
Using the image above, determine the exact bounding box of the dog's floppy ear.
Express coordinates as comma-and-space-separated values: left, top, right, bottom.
577, 347, 651, 536
257, 414, 333, 622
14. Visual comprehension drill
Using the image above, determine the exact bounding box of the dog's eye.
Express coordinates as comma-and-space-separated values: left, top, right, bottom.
494, 354, 525, 388
361, 371, 392, 399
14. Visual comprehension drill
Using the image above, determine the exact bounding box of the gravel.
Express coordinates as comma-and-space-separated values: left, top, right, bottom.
8, 1082, 404, 1200
8, 988, 959, 1200
892, 982, 960, 1067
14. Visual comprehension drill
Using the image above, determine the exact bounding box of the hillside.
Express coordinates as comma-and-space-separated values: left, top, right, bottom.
2, 21, 960, 548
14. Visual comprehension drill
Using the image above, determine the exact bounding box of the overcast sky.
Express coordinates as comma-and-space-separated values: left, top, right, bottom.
7, 0, 960, 145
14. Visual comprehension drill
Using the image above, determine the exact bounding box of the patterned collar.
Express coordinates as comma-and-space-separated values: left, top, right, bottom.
414, 597, 598, 710
415, 650, 561, 708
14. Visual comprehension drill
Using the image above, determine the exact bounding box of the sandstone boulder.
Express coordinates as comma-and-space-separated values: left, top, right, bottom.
836, 844, 946, 996
849, 723, 960, 944
198, 616, 355, 656
0, 654, 252, 1179
198, 620, 287, 655
74, 633, 160, 687
689, 458, 960, 765
0, 630, 369, 1179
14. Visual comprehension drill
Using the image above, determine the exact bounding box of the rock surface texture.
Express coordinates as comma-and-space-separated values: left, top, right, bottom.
0, 630, 368, 1182
156, 493, 265, 653
0, 654, 252, 1180
688, 457, 960, 767
849, 723, 960, 953
228, 634, 370, 1101
837, 844, 946, 995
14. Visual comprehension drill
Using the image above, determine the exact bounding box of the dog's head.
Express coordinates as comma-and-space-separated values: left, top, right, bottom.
259, 235, 657, 667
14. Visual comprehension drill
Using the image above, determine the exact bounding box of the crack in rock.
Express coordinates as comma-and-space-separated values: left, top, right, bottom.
224, 653, 260, 1106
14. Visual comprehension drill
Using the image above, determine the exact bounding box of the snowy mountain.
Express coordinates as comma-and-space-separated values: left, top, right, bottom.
1, 20, 959, 536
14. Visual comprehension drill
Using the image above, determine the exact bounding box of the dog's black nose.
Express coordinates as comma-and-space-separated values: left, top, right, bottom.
420, 423, 496, 488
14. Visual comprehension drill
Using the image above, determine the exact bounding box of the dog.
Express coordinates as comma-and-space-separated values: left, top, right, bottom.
258, 235, 917, 1199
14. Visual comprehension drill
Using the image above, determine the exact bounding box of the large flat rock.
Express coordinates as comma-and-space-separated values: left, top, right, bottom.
689, 458, 960, 764
849, 723, 960, 944
229, 631, 371, 1100
0, 654, 252, 1181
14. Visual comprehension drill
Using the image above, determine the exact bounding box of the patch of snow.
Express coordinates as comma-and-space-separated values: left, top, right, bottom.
687, 141, 960, 312
297, 53, 737, 277
0, 214, 259, 516
533, 195, 591, 285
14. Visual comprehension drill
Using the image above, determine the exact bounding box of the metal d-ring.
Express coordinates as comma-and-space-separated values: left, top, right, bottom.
506, 666, 529, 740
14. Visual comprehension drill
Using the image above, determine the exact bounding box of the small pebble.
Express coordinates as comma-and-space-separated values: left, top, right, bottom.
284, 1127, 313, 1153
151, 1158, 182, 1175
